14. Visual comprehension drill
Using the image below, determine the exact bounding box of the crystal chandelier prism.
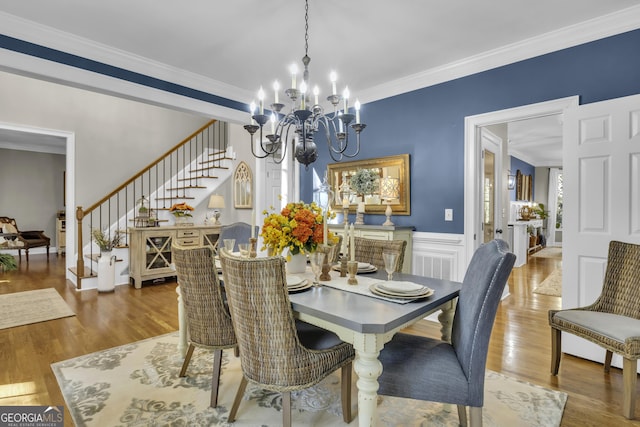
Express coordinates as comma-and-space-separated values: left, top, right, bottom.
244, 0, 366, 168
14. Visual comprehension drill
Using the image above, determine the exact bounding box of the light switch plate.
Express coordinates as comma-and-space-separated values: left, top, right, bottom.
445, 209, 453, 221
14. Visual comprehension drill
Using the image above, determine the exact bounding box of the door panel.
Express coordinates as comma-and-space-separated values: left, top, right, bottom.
563, 93, 640, 367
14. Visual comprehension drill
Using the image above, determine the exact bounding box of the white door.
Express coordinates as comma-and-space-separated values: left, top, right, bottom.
563, 93, 640, 368
480, 128, 503, 245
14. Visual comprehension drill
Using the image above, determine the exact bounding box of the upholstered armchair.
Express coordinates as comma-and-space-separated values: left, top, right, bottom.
215, 222, 258, 252
0, 217, 50, 262
377, 239, 516, 427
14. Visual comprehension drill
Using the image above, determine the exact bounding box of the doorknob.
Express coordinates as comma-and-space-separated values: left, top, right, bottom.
496, 229, 503, 234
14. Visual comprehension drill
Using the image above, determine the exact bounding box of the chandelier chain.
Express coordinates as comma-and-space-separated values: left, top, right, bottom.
304, 0, 309, 58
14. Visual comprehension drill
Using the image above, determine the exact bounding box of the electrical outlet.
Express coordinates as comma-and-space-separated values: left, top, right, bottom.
445, 209, 453, 221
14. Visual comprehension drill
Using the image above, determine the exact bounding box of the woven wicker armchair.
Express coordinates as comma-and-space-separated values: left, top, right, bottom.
549, 240, 640, 419
218, 250, 355, 426
171, 244, 237, 408
353, 236, 407, 271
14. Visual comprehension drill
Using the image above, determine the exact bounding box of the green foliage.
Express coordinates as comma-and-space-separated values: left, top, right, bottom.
350, 169, 379, 195
0, 253, 17, 271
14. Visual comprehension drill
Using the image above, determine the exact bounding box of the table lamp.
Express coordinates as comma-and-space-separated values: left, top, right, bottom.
380, 177, 400, 226
208, 194, 225, 225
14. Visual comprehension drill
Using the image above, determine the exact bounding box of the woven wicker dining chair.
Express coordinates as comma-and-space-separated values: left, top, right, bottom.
171, 244, 237, 408
353, 236, 407, 271
218, 249, 355, 426
549, 240, 640, 419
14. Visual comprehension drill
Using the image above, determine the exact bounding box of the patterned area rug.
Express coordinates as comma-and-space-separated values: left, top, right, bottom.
0, 288, 75, 330
531, 247, 562, 259
52, 333, 567, 426
533, 268, 562, 297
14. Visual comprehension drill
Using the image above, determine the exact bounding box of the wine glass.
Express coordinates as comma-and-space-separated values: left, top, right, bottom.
382, 251, 398, 281
309, 251, 324, 286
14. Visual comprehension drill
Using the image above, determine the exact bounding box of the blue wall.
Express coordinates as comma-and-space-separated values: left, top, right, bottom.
301, 29, 640, 233
510, 156, 535, 201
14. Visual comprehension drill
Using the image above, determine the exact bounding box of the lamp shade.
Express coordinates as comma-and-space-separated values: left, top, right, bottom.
380, 177, 400, 200
208, 194, 225, 209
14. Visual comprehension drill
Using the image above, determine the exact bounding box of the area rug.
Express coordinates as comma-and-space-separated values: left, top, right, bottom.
52, 333, 567, 427
533, 268, 562, 297
531, 247, 562, 259
0, 288, 75, 330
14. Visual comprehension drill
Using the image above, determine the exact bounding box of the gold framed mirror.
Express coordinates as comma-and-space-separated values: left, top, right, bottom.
327, 154, 410, 215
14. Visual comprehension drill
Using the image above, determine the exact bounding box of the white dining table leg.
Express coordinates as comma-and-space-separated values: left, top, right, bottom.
353, 335, 384, 427
176, 285, 188, 357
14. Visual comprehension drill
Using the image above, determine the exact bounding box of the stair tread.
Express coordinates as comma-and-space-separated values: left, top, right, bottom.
178, 176, 218, 181
155, 197, 195, 200
191, 166, 229, 173
165, 186, 207, 190
68, 266, 95, 279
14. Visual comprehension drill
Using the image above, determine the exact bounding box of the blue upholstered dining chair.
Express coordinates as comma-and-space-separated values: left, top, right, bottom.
377, 239, 516, 427
216, 222, 258, 252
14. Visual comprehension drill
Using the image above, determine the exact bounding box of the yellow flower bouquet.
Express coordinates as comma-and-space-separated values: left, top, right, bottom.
261, 201, 338, 256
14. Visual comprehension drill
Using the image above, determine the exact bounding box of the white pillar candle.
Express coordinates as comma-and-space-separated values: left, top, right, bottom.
358, 202, 365, 213
323, 210, 328, 244
251, 210, 256, 238
349, 224, 355, 261
343, 221, 348, 254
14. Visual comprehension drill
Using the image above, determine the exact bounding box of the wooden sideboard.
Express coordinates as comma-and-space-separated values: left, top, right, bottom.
329, 224, 415, 273
128, 225, 221, 288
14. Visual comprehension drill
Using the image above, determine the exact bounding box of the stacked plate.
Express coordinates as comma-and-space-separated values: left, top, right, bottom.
331, 262, 378, 273
286, 275, 311, 293
369, 281, 434, 300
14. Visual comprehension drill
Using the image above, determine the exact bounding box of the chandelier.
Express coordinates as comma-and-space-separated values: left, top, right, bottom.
243, 0, 366, 168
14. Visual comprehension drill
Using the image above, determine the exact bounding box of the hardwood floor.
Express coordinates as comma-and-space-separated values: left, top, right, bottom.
0, 251, 636, 426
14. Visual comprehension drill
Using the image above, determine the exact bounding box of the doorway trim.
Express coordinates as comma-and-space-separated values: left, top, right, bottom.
0, 121, 76, 281
463, 96, 578, 264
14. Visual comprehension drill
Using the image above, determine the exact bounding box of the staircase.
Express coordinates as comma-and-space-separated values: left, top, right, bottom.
70, 120, 231, 289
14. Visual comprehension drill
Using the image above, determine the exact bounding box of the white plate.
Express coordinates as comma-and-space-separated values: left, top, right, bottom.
369, 284, 434, 300
288, 280, 312, 293
357, 262, 371, 269
378, 281, 425, 293
286, 275, 305, 286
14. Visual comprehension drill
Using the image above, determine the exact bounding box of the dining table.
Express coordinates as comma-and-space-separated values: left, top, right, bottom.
175, 264, 461, 427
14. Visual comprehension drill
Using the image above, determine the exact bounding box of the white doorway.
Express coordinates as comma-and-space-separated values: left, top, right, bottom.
464, 96, 579, 265
480, 128, 503, 244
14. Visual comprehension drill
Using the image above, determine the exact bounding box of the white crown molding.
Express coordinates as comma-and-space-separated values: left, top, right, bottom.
2, 5, 640, 107
0, 11, 254, 106
360, 5, 640, 103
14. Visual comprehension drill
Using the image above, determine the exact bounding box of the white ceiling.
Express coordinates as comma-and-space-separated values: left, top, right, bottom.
0, 1, 638, 160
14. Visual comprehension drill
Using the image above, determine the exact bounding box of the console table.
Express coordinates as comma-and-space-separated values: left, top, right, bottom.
128, 225, 221, 288
329, 224, 414, 273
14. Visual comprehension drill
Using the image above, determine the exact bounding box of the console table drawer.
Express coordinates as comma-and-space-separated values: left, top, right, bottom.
177, 229, 200, 239
176, 237, 199, 246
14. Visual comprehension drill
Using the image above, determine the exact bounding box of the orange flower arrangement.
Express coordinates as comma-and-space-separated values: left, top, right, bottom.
169, 202, 194, 217
261, 201, 337, 256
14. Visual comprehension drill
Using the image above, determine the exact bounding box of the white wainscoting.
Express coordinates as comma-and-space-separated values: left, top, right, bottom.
411, 232, 466, 282
411, 232, 510, 323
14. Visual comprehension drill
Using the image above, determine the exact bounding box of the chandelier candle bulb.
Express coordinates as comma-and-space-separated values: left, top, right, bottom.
270, 113, 275, 134
330, 71, 337, 95
273, 81, 279, 103
300, 81, 307, 110
290, 64, 297, 89
343, 86, 350, 112
313, 86, 319, 105
258, 87, 265, 114
339, 112, 344, 132
250, 102, 256, 125
355, 100, 361, 124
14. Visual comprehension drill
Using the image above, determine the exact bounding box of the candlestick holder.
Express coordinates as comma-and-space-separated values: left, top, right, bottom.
355, 211, 364, 225
347, 260, 358, 285
249, 237, 257, 258
340, 255, 348, 277
319, 245, 332, 281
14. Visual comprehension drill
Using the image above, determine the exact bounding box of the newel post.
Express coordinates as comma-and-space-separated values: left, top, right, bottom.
76, 206, 85, 289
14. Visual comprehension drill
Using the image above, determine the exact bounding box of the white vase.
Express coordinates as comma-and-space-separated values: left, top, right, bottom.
97, 251, 116, 292
286, 252, 307, 274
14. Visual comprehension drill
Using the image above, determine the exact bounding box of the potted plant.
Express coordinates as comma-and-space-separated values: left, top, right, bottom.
169, 202, 195, 226
91, 228, 122, 253
350, 169, 379, 200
